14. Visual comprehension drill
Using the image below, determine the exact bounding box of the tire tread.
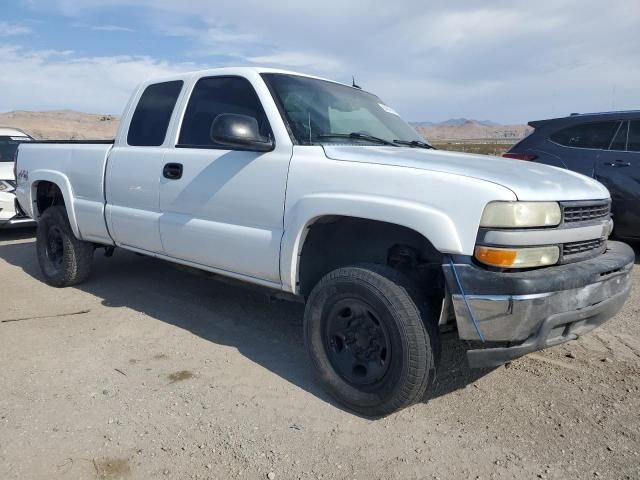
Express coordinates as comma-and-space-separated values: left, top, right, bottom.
36, 206, 93, 287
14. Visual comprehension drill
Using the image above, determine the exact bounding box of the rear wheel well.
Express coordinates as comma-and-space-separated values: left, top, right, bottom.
297, 216, 444, 298
35, 181, 65, 217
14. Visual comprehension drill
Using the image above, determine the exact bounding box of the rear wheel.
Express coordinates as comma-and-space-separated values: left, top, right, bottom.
36, 206, 94, 287
304, 264, 440, 417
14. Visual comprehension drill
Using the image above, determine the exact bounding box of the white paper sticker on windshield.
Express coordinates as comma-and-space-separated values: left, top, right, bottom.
378, 103, 399, 116
10, 136, 30, 141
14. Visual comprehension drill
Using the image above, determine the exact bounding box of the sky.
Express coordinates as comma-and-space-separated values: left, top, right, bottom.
0, 0, 638, 124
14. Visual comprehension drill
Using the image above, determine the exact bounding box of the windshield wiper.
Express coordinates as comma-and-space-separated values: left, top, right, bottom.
316, 132, 398, 146
393, 139, 435, 149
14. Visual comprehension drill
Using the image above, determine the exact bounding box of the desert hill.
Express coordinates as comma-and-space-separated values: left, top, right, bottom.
412, 118, 531, 141
0, 110, 119, 140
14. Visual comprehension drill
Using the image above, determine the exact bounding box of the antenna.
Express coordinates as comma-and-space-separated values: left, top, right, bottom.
352, 76, 361, 89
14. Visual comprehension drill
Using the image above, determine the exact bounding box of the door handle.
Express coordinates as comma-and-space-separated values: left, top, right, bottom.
605, 160, 631, 167
163, 163, 183, 179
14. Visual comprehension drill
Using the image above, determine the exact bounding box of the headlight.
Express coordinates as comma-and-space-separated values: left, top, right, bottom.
475, 245, 560, 268
0, 180, 15, 193
480, 201, 561, 228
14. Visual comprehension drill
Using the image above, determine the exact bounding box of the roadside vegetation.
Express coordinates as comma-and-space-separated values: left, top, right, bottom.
433, 141, 515, 156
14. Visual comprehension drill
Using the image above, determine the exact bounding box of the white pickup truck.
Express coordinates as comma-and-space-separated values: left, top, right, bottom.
15, 67, 634, 416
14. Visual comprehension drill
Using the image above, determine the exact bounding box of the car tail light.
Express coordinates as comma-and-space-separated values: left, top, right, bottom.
502, 152, 537, 161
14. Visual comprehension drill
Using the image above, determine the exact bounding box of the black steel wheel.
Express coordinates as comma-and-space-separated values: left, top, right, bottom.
36, 206, 94, 287
324, 298, 392, 387
44, 225, 65, 270
304, 264, 440, 417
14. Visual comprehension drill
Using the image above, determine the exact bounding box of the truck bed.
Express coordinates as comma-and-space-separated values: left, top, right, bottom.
16, 141, 114, 244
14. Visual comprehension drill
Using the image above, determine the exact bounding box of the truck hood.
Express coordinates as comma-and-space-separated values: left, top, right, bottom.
0, 163, 14, 181
322, 146, 609, 201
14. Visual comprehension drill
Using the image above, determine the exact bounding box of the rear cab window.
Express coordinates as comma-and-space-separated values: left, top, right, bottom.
550, 121, 619, 149
127, 80, 184, 146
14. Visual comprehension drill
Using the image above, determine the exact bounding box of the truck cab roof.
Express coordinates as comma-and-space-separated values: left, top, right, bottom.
136, 66, 355, 91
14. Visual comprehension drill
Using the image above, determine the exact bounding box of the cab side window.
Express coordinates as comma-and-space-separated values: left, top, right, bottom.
127, 81, 183, 147
178, 76, 271, 148
550, 121, 619, 149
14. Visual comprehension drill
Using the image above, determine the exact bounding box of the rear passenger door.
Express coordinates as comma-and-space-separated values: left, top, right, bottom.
158, 75, 291, 284
595, 119, 640, 239
106, 80, 183, 252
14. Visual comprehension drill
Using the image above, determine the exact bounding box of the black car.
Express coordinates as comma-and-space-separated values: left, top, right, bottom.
505, 111, 640, 240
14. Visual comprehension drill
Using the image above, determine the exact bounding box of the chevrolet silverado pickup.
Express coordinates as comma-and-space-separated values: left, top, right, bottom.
15, 68, 634, 416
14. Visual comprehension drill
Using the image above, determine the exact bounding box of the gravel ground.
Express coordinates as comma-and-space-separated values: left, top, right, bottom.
1, 229, 639, 480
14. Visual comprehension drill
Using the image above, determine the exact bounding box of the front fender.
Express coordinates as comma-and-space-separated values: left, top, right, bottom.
280, 193, 462, 293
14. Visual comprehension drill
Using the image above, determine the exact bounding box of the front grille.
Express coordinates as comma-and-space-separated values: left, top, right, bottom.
562, 202, 610, 223
563, 238, 605, 257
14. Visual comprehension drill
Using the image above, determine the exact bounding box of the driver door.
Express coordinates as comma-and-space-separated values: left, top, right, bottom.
158, 75, 291, 283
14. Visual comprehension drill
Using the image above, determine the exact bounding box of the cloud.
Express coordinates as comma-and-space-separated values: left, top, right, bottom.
0, 46, 199, 113
91, 24, 135, 32
72, 22, 135, 32
9, 0, 640, 122
246, 52, 343, 72
0, 22, 32, 36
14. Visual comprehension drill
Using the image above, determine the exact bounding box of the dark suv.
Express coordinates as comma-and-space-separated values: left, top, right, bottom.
505, 111, 640, 240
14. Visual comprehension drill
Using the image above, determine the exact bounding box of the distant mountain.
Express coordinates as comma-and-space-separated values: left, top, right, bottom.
411, 118, 501, 128
410, 119, 531, 141
0, 110, 118, 140
475, 119, 501, 127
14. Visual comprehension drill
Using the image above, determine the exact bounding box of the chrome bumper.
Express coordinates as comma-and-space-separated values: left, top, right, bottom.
0, 193, 36, 228
0, 216, 37, 228
443, 241, 634, 368
451, 272, 630, 342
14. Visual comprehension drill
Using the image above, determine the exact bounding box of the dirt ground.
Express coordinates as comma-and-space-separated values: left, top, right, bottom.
1, 229, 639, 480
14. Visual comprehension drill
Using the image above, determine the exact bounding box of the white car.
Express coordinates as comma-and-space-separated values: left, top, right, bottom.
14, 68, 634, 416
0, 128, 36, 228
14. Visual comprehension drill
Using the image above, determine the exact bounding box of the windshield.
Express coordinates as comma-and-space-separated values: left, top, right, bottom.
262, 73, 427, 146
0, 136, 31, 162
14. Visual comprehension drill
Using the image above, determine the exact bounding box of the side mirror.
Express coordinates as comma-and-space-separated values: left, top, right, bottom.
210, 113, 274, 152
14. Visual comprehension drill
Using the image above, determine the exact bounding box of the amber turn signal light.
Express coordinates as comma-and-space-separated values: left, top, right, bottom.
474, 246, 518, 267
474, 245, 560, 269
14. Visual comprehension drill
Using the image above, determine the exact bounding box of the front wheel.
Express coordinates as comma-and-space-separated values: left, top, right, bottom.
36, 206, 94, 287
304, 264, 440, 417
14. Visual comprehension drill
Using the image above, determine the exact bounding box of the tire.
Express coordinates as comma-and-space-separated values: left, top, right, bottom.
304, 264, 440, 417
36, 206, 94, 287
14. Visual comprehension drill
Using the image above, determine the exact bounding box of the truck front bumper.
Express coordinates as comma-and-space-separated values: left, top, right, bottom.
443, 241, 634, 368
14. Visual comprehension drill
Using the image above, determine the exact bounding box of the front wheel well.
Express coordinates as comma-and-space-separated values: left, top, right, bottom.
297, 216, 445, 298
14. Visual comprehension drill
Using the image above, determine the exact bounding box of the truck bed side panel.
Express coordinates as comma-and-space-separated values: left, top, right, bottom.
16, 142, 114, 244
